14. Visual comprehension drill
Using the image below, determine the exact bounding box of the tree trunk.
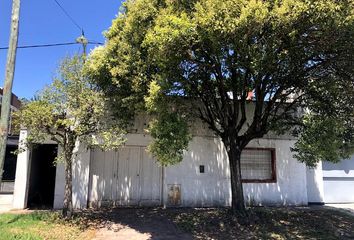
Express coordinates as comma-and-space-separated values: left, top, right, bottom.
62, 136, 75, 218
225, 138, 246, 214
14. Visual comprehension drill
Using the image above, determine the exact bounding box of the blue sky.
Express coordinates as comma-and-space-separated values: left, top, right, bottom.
0, 0, 123, 99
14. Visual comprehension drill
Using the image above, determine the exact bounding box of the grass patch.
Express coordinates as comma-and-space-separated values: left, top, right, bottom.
0, 211, 95, 240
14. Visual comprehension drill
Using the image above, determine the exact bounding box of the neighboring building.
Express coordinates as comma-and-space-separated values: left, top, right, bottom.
8, 107, 354, 210
307, 157, 354, 204
0, 88, 22, 135
0, 90, 21, 210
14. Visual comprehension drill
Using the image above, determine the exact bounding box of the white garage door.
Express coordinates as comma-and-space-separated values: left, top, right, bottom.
322, 159, 354, 203
89, 146, 162, 207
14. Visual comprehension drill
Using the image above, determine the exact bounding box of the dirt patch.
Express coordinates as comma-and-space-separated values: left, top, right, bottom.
164, 207, 354, 240
70, 207, 354, 240
77, 208, 192, 240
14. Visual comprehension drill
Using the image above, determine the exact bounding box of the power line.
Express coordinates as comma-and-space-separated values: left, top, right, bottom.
53, 0, 82, 32
0, 41, 103, 50
0, 42, 76, 50
88, 41, 104, 45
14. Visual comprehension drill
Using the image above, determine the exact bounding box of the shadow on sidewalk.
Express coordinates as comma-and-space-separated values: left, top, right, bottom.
80, 207, 193, 240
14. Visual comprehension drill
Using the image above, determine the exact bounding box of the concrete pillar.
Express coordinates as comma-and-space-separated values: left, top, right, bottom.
12, 129, 31, 209
53, 142, 91, 209
306, 162, 325, 204
72, 142, 91, 209
53, 146, 64, 209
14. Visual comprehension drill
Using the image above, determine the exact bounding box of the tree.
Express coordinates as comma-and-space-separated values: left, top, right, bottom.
86, 0, 354, 213
15, 56, 125, 217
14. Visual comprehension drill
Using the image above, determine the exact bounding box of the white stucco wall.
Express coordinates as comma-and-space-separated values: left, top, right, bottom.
243, 139, 307, 206
164, 137, 308, 207
53, 142, 91, 209
53, 134, 308, 209
12, 130, 31, 209
306, 163, 325, 204
16, 119, 308, 210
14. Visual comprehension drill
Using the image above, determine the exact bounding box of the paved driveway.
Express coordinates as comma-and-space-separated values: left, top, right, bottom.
89, 208, 193, 240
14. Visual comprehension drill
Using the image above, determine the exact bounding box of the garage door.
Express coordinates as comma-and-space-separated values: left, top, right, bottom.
322, 159, 354, 203
89, 146, 162, 207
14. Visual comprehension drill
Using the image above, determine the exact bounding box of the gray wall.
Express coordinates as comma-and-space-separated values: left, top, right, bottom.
322, 157, 354, 203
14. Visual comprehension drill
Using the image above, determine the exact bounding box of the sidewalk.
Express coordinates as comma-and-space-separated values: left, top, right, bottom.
0, 207, 33, 214
0, 205, 12, 213
325, 203, 354, 216
88, 208, 193, 240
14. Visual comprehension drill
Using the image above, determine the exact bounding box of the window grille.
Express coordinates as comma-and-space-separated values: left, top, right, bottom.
241, 148, 276, 183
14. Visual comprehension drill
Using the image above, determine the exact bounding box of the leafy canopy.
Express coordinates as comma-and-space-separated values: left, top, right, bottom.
16, 56, 126, 158
87, 0, 354, 166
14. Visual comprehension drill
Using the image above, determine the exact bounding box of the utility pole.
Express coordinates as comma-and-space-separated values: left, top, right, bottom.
76, 30, 88, 59
0, 0, 21, 188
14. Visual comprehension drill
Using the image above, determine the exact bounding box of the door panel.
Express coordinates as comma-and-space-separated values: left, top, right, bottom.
89, 146, 162, 207
115, 147, 140, 205
140, 150, 161, 205
102, 150, 115, 200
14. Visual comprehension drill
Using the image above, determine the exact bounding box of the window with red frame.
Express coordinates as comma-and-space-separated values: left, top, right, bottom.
241, 148, 276, 183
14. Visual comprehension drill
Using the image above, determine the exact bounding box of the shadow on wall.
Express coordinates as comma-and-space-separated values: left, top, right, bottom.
165, 137, 307, 207
167, 136, 230, 207
322, 157, 354, 174
321, 156, 354, 203
86, 146, 162, 208
72, 144, 91, 209
71, 133, 308, 209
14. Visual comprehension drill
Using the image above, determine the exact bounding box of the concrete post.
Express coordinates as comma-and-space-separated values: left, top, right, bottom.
53, 146, 65, 209
53, 142, 91, 209
306, 162, 325, 204
12, 129, 31, 209
72, 141, 91, 209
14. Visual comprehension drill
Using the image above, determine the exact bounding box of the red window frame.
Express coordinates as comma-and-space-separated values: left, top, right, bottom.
241, 147, 277, 183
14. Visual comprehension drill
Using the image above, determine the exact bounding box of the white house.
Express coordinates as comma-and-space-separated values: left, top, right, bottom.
5, 114, 354, 210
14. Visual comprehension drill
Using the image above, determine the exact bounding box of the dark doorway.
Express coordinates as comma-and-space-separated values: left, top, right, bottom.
0, 145, 18, 194
27, 144, 57, 209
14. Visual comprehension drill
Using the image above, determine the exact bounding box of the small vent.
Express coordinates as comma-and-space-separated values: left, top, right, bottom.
167, 184, 181, 206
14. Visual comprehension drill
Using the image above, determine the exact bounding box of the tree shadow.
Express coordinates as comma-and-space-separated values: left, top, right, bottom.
77, 207, 193, 240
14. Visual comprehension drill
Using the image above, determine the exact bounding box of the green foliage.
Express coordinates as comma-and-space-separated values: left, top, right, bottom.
145, 81, 191, 165
15, 55, 126, 157
88, 0, 354, 169
147, 113, 191, 165
293, 114, 354, 167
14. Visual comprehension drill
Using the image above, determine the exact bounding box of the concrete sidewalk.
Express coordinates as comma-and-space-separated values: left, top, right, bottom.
0, 205, 12, 213
325, 204, 354, 216
89, 208, 193, 240
0, 207, 33, 214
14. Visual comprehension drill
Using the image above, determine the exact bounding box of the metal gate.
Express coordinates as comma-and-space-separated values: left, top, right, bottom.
88, 146, 162, 207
